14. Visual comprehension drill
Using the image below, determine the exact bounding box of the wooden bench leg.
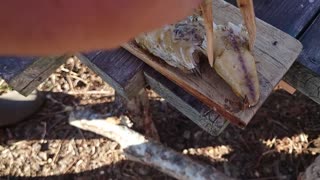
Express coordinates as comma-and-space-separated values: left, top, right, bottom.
114, 89, 160, 141
144, 68, 229, 136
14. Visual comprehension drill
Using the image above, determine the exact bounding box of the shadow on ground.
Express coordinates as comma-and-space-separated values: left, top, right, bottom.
0, 90, 319, 179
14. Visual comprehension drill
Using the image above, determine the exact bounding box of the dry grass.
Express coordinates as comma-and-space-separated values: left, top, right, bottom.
0, 58, 320, 179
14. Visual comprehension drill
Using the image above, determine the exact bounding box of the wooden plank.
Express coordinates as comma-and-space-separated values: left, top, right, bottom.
227, 0, 320, 104
226, 0, 320, 37
296, 14, 320, 75
144, 68, 229, 136
286, 13, 320, 104
0, 56, 34, 81
79, 49, 229, 134
228, 0, 320, 103
284, 62, 320, 104
0, 56, 68, 96
76, 48, 146, 99
123, 0, 302, 127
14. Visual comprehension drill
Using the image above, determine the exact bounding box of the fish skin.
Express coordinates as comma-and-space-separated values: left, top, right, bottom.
135, 17, 205, 74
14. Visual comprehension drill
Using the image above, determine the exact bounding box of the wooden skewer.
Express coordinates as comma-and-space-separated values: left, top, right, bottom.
237, 0, 256, 51
200, 0, 215, 67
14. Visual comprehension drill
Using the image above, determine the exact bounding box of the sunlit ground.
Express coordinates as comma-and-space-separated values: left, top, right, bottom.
0, 58, 319, 179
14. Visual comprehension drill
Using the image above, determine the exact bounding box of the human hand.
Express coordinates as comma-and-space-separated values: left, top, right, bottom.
0, 0, 202, 55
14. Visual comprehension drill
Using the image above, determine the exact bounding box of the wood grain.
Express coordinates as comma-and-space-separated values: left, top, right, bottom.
228, 0, 320, 104
284, 62, 320, 104
227, 0, 320, 37
123, 0, 303, 126
0, 56, 68, 96
297, 14, 320, 75
0, 56, 34, 81
145, 67, 229, 136
76, 48, 146, 99
231, 0, 320, 104
79, 49, 230, 134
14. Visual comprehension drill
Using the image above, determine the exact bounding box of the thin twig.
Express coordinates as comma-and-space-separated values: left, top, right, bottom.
269, 118, 289, 131
255, 149, 277, 168
52, 142, 62, 164
0, 79, 5, 87
69, 75, 88, 85
64, 158, 78, 174
40, 122, 47, 143
77, 128, 87, 143
66, 75, 75, 92
60, 67, 78, 76
71, 139, 79, 156
67, 90, 113, 95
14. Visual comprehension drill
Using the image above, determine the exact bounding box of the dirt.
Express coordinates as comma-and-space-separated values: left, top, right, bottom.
0, 58, 320, 180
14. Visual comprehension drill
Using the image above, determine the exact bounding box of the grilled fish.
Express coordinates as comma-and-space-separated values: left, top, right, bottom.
135, 17, 205, 74
135, 6, 259, 107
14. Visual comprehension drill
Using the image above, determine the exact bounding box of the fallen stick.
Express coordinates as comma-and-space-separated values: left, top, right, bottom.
69, 110, 233, 180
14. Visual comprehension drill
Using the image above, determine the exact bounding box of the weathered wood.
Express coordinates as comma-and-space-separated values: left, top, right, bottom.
144, 68, 229, 136
76, 48, 146, 99
69, 110, 233, 180
0, 56, 68, 96
286, 14, 320, 104
228, 0, 320, 104
78, 48, 229, 134
123, 0, 303, 127
284, 62, 320, 104
234, 0, 320, 103
227, 0, 320, 37
116, 90, 160, 140
79, 49, 229, 134
297, 14, 320, 75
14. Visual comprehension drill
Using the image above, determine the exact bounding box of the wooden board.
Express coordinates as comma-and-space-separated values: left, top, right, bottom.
285, 62, 320, 104
78, 49, 229, 134
144, 68, 229, 136
226, 0, 320, 37
123, 0, 303, 127
0, 56, 68, 96
76, 48, 146, 99
227, 0, 320, 105
297, 14, 320, 75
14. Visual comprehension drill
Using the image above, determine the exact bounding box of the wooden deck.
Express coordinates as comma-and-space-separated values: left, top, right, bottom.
1, 0, 320, 135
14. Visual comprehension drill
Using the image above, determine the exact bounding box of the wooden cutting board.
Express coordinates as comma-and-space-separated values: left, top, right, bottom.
123, 0, 302, 127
